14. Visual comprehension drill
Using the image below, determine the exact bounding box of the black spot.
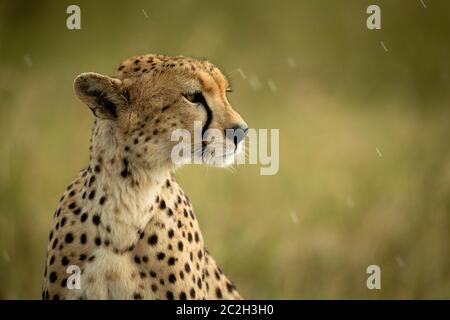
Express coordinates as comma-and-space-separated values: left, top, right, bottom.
134, 256, 141, 264
99, 196, 106, 205
61, 256, 70, 266
80, 254, 87, 261
216, 287, 223, 299
80, 213, 88, 222
184, 263, 191, 273
80, 233, 87, 244
49, 272, 57, 283
65, 233, 74, 243
148, 234, 158, 246
168, 257, 176, 266
142, 256, 149, 263
88, 176, 96, 187
49, 255, 55, 265
157, 252, 165, 260
189, 288, 196, 298
168, 229, 174, 238
168, 274, 176, 283
95, 237, 101, 246
121, 158, 130, 178
92, 214, 101, 225
68, 202, 76, 209
179, 292, 187, 300
166, 291, 174, 300
61, 278, 67, 288
133, 293, 142, 300
159, 200, 166, 210
178, 241, 184, 251
89, 190, 96, 200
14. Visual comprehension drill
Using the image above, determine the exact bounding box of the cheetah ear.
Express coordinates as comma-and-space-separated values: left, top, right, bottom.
74, 72, 128, 120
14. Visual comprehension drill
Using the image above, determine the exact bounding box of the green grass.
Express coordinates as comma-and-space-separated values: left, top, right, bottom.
0, 0, 449, 299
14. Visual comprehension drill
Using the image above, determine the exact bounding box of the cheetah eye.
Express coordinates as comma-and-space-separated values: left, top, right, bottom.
226, 88, 233, 93
183, 92, 203, 104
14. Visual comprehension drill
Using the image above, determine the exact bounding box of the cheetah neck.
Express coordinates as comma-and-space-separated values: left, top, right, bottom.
84, 120, 172, 252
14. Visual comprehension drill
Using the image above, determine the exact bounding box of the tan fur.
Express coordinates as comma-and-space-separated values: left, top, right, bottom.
42, 54, 246, 300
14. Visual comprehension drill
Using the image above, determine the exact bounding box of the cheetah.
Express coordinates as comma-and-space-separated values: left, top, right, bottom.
42, 54, 248, 300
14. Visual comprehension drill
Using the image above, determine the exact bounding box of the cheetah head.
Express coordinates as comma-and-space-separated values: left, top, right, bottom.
74, 54, 248, 172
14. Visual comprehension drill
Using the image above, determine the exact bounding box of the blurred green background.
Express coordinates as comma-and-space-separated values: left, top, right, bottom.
0, 0, 449, 299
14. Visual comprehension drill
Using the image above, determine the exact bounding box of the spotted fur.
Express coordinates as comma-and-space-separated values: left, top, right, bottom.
42, 54, 246, 300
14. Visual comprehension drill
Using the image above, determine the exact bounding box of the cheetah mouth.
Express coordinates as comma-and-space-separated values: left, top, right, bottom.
202, 144, 239, 158
186, 138, 243, 167
201, 141, 244, 167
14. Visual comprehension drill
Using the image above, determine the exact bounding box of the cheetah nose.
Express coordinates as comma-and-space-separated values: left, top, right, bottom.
226, 125, 249, 147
